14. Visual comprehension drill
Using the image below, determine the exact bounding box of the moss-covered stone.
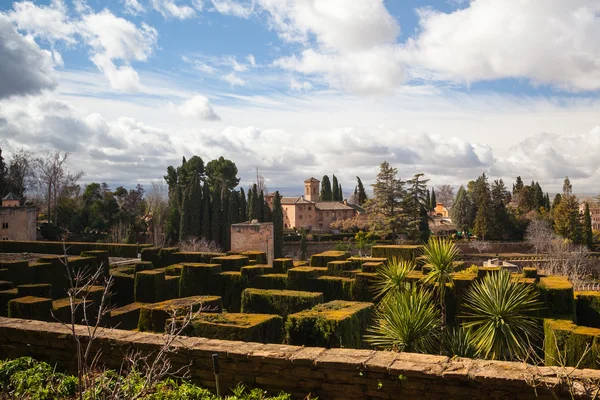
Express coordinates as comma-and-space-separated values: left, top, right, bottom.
17, 284, 52, 298
183, 313, 283, 343
210, 255, 249, 271
9, 296, 52, 321
576, 291, 600, 328
241, 251, 267, 264
179, 263, 222, 297
134, 270, 165, 303
0, 289, 18, 317
138, 296, 222, 332
272, 258, 294, 273
287, 267, 327, 291
110, 302, 147, 330
313, 276, 354, 301
241, 288, 324, 318
371, 245, 423, 262
310, 251, 350, 267
253, 274, 288, 290
523, 267, 538, 279
285, 300, 374, 349
538, 276, 576, 322
544, 319, 600, 369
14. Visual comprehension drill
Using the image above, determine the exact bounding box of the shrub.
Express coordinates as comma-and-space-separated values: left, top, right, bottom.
110, 302, 147, 330
183, 313, 284, 343
179, 263, 222, 298
544, 318, 600, 369
286, 267, 327, 291
213, 271, 247, 312
134, 270, 166, 303
241, 288, 324, 318
109, 267, 135, 306
272, 258, 293, 273
8, 296, 52, 321
210, 255, 249, 271
0, 289, 18, 317
537, 276, 577, 322
17, 284, 52, 298
313, 276, 354, 301
138, 296, 223, 332
326, 261, 353, 276
240, 251, 267, 264
371, 245, 423, 262
575, 291, 600, 328
309, 251, 349, 267
253, 274, 288, 290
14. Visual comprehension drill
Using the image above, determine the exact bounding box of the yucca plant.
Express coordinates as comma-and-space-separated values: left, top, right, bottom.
365, 286, 440, 353
462, 269, 542, 360
420, 237, 460, 343
371, 257, 415, 302
443, 326, 477, 358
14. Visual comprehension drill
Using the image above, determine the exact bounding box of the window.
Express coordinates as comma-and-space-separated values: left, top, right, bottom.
306, 187, 309, 194
1, 237, 8, 241
313, 188, 316, 194
308, 206, 312, 211
1, 223, 7, 229
299, 215, 303, 220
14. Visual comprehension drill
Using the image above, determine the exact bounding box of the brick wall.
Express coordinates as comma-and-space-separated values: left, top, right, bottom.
0, 317, 594, 399
231, 222, 274, 264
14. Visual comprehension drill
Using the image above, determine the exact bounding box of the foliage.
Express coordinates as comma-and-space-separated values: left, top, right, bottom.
320, 175, 332, 201
365, 286, 440, 353
372, 257, 415, 302
205, 156, 240, 191
435, 185, 455, 209
365, 161, 406, 238
443, 326, 477, 358
300, 229, 308, 261
332, 174, 340, 201
451, 186, 473, 234
554, 177, 582, 244
356, 176, 368, 205
583, 202, 594, 250
462, 269, 542, 360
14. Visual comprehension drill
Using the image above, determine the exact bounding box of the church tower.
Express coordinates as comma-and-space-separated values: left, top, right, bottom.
304, 177, 320, 202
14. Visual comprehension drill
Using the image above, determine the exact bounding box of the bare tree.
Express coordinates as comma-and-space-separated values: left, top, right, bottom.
179, 237, 223, 253
145, 181, 169, 247
37, 151, 83, 224
543, 239, 593, 287
470, 240, 491, 254
6, 149, 37, 198
436, 184, 455, 208
525, 219, 555, 255
256, 167, 268, 194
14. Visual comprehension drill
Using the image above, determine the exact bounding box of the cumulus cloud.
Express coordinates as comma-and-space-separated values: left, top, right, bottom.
211, 0, 254, 18
123, 0, 146, 15
150, 0, 196, 20
170, 95, 221, 120
8, 0, 77, 44
404, 0, 600, 91
0, 15, 57, 98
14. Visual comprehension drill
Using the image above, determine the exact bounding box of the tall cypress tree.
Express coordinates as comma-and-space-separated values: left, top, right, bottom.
473, 174, 493, 240
179, 174, 201, 242
211, 184, 222, 245
247, 187, 253, 221
418, 204, 430, 243
426, 189, 431, 211
0, 148, 7, 197
261, 191, 272, 222
251, 184, 260, 220
201, 182, 211, 240
451, 186, 474, 234
257, 189, 265, 221
272, 191, 284, 258
239, 188, 247, 222
221, 189, 230, 250
338, 183, 343, 201
584, 202, 594, 250
356, 176, 368, 205
332, 175, 340, 201
430, 188, 437, 209
320, 175, 332, 201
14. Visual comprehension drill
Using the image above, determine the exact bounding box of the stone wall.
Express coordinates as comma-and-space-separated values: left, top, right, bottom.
0, 317, 596, 399
231, 222, 274, 264
0, 206, 36, 241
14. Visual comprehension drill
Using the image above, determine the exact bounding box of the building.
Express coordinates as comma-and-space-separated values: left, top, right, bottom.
431, 202, 450, 218
268, 178, 358, 232
230, 222, 274, 264
580, 201, 600, 231
0, 193, 37, 241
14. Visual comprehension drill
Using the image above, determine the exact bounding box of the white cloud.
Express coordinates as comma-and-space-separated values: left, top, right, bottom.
170, 95, 221, 120
0, 15, 57, 98
90, 54, 143, 92
404, 0, 600, 91
150, 0, 196, 20
211, 0, 254, 18
289, 78, 311, 91
246, 54, 256, 66
8, 0, 77, 44
221, 72, 246, 86
123, 0, 146, 15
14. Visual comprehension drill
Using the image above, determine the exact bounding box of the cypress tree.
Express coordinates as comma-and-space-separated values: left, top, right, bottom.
201, 182, 211, 240
419, 203, 430, 243
426, 189, 431, 211
430, 188, 437, 209
247, 187, 253, 221
584, 202, 594, 250
239, 188, 247, 222
338, 183, 343, 201
251, 184, 260, 220
473, 174, 493, 240
257, 189, 265, 221
272, 191, 284, 258
356, 176, 368, 205
320, 175, 332, 201
229, 190, 239, 224
451, 186, 474, 234
332, 175, 340, 201
261, 191, 272, 222
211, 184, 222, 245
300, 229, 308, 261
179, 174, 201, 242
221, 189, 230, 250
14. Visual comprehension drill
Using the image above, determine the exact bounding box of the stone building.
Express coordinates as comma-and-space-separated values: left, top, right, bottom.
230, 222, 274, 264
0, 193, 37, 241
431, 202, 450, 218
267, 178, 358, 232
580, 201, 600, 231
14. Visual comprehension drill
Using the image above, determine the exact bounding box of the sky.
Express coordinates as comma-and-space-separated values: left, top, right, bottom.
1, 0, 600, 196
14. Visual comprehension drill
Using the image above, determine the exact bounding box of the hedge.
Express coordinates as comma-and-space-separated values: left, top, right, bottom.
287, 267, 327, 291
252, 274, 288, 290
575, 291, 600, 329
80, 250, 110, 278
155, 247, 181, 268
52, 297, 87, 324
544, 319, 600, 369
371, 245, 423, 262
134, 270, 165, 303
309, 251, 349, 267
30, 261, 66, 299
272, 258, 293, 273
240, 265, 273, 281
352, 272, 377, 302
326, 261, 353, 277
313, 276, 354, 301
210, 255, 249, 271
8, 296, 52, 321
538, 276, 576, 322
476, 267, 501, 280
132, 261, 155, 274
240, 251, 267, 264
172, 252, 226, 265
164, 264, 183, 276
361, 262, 384, 273
293, 261, 309, 267
16, 284, 52, 299
0, 281, 11, 291
213, 272, 247, 312
183, 313, 283, 344
523, 267, 538, 279
347, 257, 386, 271
0, 289, 18, 317
0, 261, 29, 286
164, 276, 179, 301
0, 240, 151, 258
138, 296, 223, 332
110, 302, 147, 330
109, 267, 135, 306
179, 263, 222, 298
240, 288, 324, 318
285, 300, 374, 349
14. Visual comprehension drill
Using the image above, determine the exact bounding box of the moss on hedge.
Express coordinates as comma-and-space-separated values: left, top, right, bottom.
241, 251, 267, 265
179, 263, 222, 298
253, 274, 288, 290
183, 312, 283, 343
544, 319, 600, 369
285, 300, 374, 349
575, 291, 600, 328
272, 258, 293, 273
51, 297, 88, 324
347, 257, 387, 271
309, 251, 350, 267
538, 276, 576, 322
326, 261, 353, 277
110, 302, 147, 330
0, 289, 18, 317
9, 296, 52, 321
134, 270, 165, 303
240, 288, 324, 318
16, 284, 52, 299
138, 296, 223, 332
240, 265, 273, 282
371, 245, 423, 262
0, 240, 150, 258
287, 267, 327, 291
30, 261, 66, 299
210, 255, 249, 271
164, 264, 183, 276
313, 276, 354, 301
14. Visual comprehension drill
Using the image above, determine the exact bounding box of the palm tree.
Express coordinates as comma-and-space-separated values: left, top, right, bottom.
365, 286, 440, 353
420, 237, 459, 342
462, 269, 542, 360
371, 257, 415, 303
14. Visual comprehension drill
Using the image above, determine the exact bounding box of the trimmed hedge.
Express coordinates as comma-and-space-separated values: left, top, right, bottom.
164, 276, 179, 300
347, 257, 387, 271
109, 267, 135, 307
134, 270, 165, 303
80, 250, 110, 278
285, 300, 374, 349
213, 271, 247, 312
241, 251, 267, 264
352, 272, 377, 302
138, 296, 223, 332
179, 263, 222, 298
210, 255, 249, 271
241, 288, 324, 318
544, 319, 600, 369
538, 276, 576, 322
240, 265, 273, 282
575, 291, 600, 328
0, 281, 11, 290
17, 284, 52, 299
371, 245, 423, 261
523, 267, 538, 279
0, 240, 150, 257
253, 274, 288, 290
132, 261, 155, 274
8, 296, 52, 321
172, 252, 226, 264
313, 276, 354, 301
272, 258, 293, 273
360, 262, 384, 273
293, 261, 309, 267
52, 297, 87, 324
287, 267, 327, 291
164, 264, 183, 276
110, 302, 147, 330
477, 267, 501, 280
30, 261, 65, 299
0, 289, 18, 317
183, 313, 283, 343
0, 261, 29, 286
326, 261, 353, 277
310, 251, 349, 267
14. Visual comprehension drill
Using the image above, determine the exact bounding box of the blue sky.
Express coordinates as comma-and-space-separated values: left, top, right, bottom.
1, 0, 600, 196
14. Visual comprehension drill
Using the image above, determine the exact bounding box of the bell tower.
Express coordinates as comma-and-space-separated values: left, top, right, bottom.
304, 177, 320, 202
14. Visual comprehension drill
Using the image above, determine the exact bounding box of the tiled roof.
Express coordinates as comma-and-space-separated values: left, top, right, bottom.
1, 193, 19, 201
314, 202, 354, 211
304, 177, 320, 183
281, 196, 313, 204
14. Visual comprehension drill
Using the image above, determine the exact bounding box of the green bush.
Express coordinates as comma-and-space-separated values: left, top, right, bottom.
0, 357, 77, 399
213, 271, 247, 312
241, 288, 324, 318
110, 302, 147, 330
0, 240, 150, 257
544, 319, 600, 369
0, 289, 18, 317
80, 250, 110, 278
241, 251, 267, 264
210, 255, 249, 271
8, 296, 52, 321
240, 265, 273, 282
134, 270, 165, 303
313, 276, 354, 301
138, 296, 223, 332
132, 261, 155, 274
360, 262, 384, 273
538, 276, 576, 322
352, 272, 377, 302
309, 251, 349, 267
253, 274, 288, 290
0, 261, 30, 286
51, 297, 88, 324
183, 312, 283, 343
371, 245, 423, 262
0, 281, 11, 290
109, 267, 135, 306
156, 247, 181, 268
179, 263, 222, 297
285, 300, 374, 348
523, 267, 538, 278
30, 260, 66, 299
272, 258, 293, 273
575, 291, 600, 328
286, 267, 327, 291
347, 257, 387, 271
172, 251, 226, 264
17, 284, 52, 298
326, 261, 353, 276
164, 276, 179, 300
